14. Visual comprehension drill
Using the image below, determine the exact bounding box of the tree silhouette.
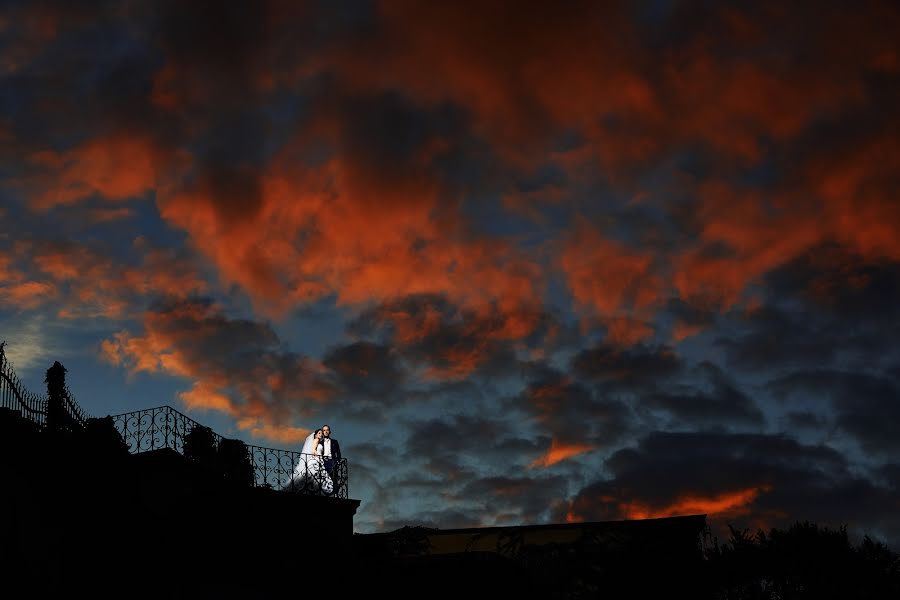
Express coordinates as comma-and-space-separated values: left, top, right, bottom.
704, 521, 900, 599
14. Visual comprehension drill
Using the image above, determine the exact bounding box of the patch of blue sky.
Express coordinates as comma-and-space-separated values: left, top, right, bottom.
0, 317, 186, 426
46, 192, 156, 243
462, 190, 551, 241
258, 89, 311, 159
0, 311, 60, 374
116, 192, 193, 249
274, 293, 350, 359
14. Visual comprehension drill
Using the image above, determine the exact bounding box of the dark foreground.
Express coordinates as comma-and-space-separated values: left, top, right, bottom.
1, 412, 898, 599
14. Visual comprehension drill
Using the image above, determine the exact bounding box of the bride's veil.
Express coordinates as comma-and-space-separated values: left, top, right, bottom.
285, 431, 317, 490
300, 431, 317, 456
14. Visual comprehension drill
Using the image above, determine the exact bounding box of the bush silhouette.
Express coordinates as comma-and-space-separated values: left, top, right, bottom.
704, 521, 900, 599
182, 425, 254, 486
82, 416, 130, 456
183, 424, 217, 468
217, 437, 254, 486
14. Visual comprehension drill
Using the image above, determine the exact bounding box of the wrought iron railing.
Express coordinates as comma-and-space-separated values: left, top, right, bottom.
110, 405, 348, 498
0, 342, 92, 431
0, 342, 48, 427
62, 383, 90, 429
0, 342, 345, 497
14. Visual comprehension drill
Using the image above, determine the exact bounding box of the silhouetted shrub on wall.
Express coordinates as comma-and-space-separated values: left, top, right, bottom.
183, 424, 217, 468
82, 416, 130, 456
217, 437, 254, 486
183, 426, 253, 485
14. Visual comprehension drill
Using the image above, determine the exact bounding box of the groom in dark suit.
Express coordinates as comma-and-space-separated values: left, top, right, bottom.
321, 424, 341, 488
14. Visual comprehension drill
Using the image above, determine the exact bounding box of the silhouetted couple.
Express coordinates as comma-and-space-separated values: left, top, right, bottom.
291, 424, 341, 495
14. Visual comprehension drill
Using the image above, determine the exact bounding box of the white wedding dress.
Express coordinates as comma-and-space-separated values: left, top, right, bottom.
288, 432, 334, 494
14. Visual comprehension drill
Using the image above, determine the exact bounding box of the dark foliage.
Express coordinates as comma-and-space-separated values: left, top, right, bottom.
81, 415, 130, 456
704, 521, 900, 599
216, 437, 254, 486
183, 425, 254, 486
183, 423, 218, 467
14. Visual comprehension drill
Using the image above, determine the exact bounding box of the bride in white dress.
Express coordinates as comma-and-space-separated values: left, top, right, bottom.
288, 429, 334, 494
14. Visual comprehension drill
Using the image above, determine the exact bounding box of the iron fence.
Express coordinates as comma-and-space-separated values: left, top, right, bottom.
111, 405, 348, 498
0, 343, 346, 498
0, 342, 92, 430
1, 342, 47, 427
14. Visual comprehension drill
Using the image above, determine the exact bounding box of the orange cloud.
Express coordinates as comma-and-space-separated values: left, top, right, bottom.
813, 134, 900, 262
602, 316, 656, 347
313, 2, 900, 339
0, 255, 11, 279
619, 485, 771, 520
242, 422, 311, 445
671, 321, 704, 343
27, 241, 206, 320
157, 142, 544, 320
327, 1, 659, 172
564, 510, 584, 524
529, 437, 595, 468
0, 280, 56, 310
673, 183, 823, 311
28, 135, 158, 210
359, 297, 550, 381
562, 225, 662, 315
178, 382, 237, 415
561, 224, 663, 342
318, 1, 900, 184
9, 0, 898, 359
101, 300, 336, 443
672, 129, 900, 316
0, 253, 56, 310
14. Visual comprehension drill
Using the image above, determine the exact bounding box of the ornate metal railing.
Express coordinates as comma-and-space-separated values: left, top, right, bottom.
0, 342, 92, 431
0, 342, 47, 427
62, 383, 90, 429
110, 405, 348, 498
0, 342, 346, 497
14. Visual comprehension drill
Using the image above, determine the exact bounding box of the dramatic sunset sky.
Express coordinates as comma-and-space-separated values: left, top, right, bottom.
2, 1, 899, 543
